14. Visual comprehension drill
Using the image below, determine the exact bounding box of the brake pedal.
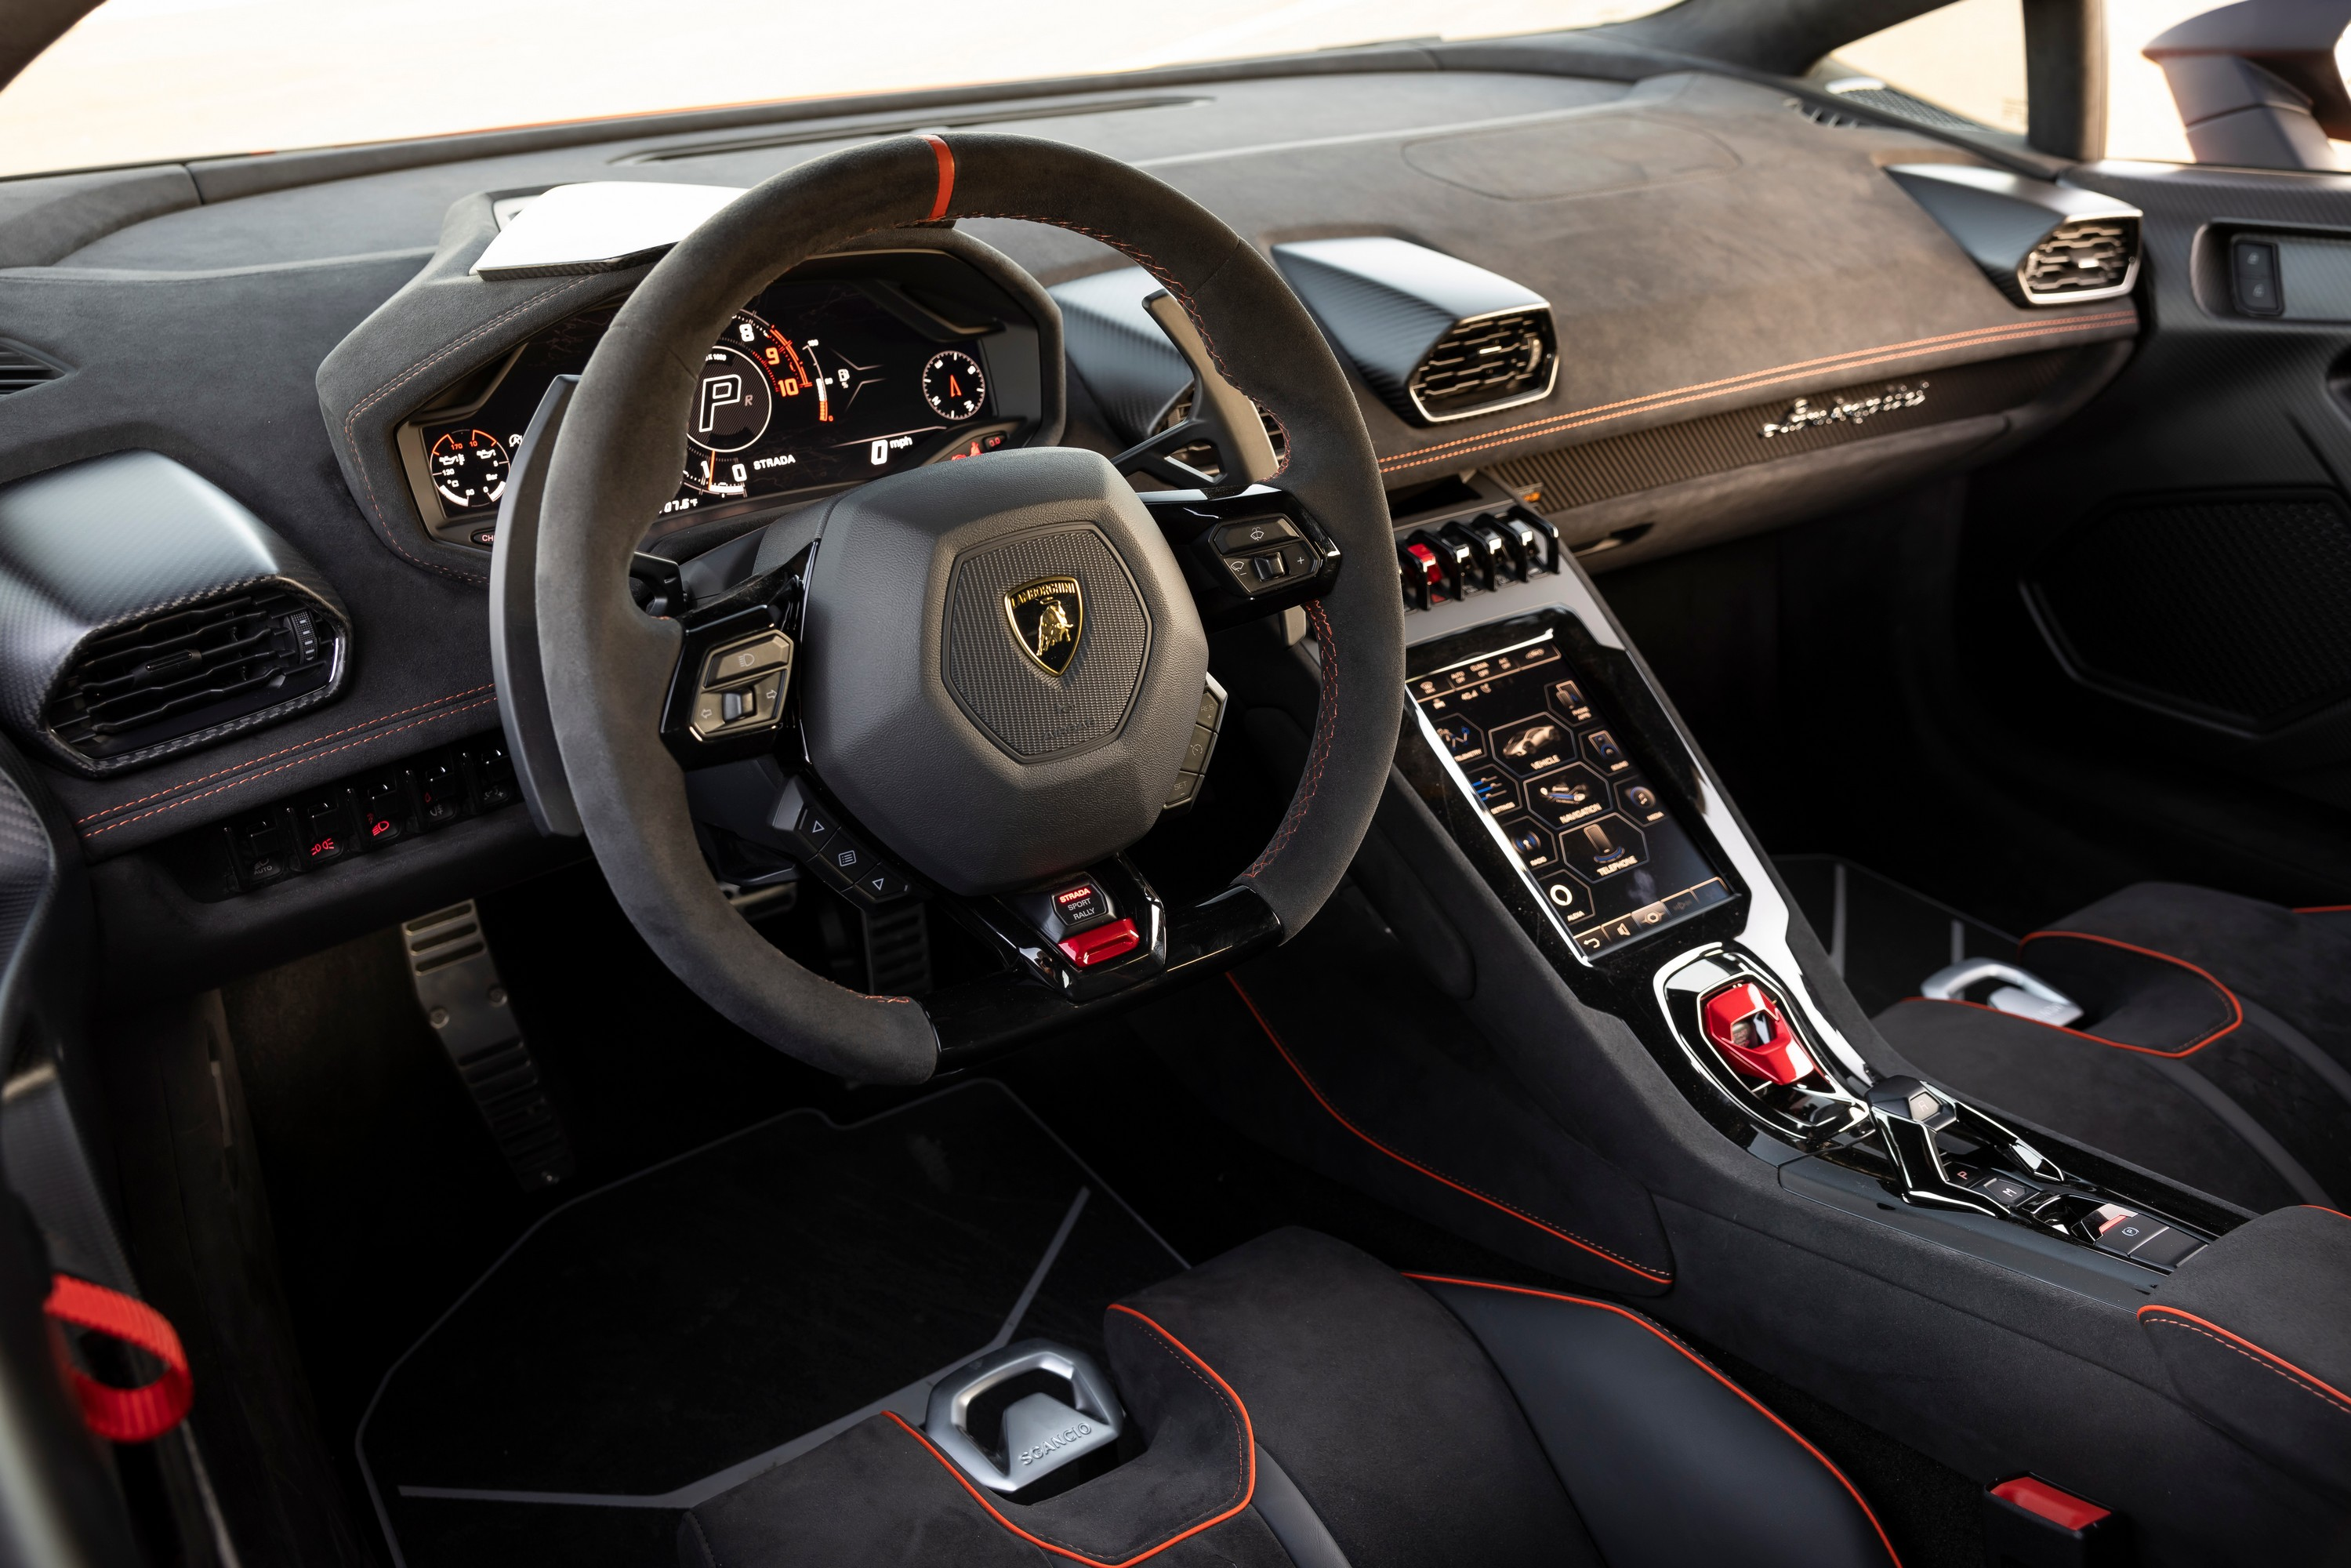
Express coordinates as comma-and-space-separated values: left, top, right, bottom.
403, 902, 575, 1190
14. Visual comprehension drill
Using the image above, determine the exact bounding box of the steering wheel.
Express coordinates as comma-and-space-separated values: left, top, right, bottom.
535, 132, 1403, 1083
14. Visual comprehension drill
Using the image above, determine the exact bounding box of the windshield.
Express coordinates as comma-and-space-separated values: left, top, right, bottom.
0, 0, 1674, 180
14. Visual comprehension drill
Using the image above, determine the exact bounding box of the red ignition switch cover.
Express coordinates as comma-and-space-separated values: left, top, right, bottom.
1058, 917, 1141, 970
1699, 979, 1816, 1084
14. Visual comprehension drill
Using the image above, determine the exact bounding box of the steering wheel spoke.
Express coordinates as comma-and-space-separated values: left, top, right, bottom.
658, 557, 804, 768
539, 131, 1402, 1083
1141, 485, 1341, 629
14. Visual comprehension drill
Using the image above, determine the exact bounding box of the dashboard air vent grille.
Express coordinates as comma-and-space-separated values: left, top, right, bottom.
0, 342, 63, 396
46, 587, 339, 763
1410, 310, 1558, 422
2019, 219, 2139, 303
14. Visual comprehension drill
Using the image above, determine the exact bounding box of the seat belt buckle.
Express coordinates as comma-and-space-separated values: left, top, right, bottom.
1984, 1475, 2129, 1566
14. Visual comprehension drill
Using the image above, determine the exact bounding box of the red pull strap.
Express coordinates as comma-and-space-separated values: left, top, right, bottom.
43, 1275, 193, 1443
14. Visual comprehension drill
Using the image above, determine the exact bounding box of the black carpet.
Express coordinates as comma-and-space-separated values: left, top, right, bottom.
357, 1080, 1182, 1568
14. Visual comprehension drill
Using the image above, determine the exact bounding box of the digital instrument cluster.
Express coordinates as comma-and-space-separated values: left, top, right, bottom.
402, 263, 1030, 546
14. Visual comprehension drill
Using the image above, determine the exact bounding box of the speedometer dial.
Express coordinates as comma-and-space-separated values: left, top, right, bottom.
923, 350, 986, 421
429, 429, 510, 509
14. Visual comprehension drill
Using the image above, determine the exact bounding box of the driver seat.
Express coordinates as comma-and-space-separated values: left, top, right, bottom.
678, 1229, 1897, 1567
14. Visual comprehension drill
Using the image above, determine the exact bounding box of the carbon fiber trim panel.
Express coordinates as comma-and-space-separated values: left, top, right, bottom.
0, 451, 350, 779
1488, 350, 2080, 517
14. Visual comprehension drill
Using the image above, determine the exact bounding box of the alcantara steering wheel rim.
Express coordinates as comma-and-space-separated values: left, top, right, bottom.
535, 132, 1405, 1083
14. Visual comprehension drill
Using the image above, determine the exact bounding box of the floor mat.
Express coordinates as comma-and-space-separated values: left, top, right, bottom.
356, 1080, 1184, 1568
1776, 854, 2018, 1016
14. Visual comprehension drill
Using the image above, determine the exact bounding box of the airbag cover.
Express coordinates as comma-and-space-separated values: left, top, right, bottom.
800, 446, 1206, 895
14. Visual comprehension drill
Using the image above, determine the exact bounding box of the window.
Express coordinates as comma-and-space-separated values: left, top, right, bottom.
1829, 0, 2030, 138
0, 0, 1678, 180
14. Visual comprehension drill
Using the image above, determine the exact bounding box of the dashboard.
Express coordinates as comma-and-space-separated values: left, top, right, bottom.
0, 55, 2144, 993
397, 249, 1049, 548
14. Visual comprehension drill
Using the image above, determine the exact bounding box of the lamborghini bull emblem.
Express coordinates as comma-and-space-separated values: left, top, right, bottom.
1003, 575, 1084, 676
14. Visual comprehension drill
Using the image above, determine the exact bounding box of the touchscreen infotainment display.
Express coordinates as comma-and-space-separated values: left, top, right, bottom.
1410, 630, 1730, 957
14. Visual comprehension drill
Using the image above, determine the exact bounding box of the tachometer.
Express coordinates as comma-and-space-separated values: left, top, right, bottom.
923, 350, 986, 421
428, 428, 510, 509
681, 310, 800, 495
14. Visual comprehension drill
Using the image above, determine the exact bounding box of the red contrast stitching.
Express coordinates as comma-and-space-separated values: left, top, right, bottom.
1228, 973, 1671, 1283
1405, 1275, 1902, 1566
1241, 600, 1337, 884
2295, 903, 2351, 913
883, 1304, 1255, 1566
340, 274, 615, 584
1377, 310, 2136, 474
74, 684, 499, 826
2012, 929, 2244, 1057
81, 696, 499, 839
920, 133, 956, 221
2139, 1306, 2351, 1419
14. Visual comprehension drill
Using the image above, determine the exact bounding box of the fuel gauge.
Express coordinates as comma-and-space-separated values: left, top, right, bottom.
429, 428, 510, 510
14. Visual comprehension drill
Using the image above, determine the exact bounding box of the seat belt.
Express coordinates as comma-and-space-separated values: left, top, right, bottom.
44, 1274, 193, 1443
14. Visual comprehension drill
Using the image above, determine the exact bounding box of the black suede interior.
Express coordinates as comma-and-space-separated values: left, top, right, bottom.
536, 130, 1403, 1082
1116, 1229, 1599, 1567
1421, 1277, 1896, 1568
2139, 1205, 2351, 1501
1874, 881, 2351, 1213
683, 1304, 1291, 1568
1130, 884, 1676, 1294
682, 1228, 1926, 1567
1874, 999, 2305, 1212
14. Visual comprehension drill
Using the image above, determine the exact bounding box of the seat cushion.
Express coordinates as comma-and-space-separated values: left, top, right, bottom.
679, 1229, 1896, 1566
1877, 882, 2351, 1213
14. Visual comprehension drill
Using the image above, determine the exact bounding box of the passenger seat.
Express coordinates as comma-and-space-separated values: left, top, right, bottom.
1874, 884, 2351, 1214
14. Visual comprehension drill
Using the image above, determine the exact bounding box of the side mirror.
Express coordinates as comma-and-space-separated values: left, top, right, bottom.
2144, 0, 2351, 169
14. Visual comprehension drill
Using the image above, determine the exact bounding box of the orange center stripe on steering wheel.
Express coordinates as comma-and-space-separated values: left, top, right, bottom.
921, 133, 955, 221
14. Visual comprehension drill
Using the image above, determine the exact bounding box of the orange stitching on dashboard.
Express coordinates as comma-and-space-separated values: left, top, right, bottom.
80, 697, 499, 839
74, 684, 499, 824
1377, 310, 2136, 473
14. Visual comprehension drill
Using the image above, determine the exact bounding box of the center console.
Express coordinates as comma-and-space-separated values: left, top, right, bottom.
1384, 481, 2238, 1305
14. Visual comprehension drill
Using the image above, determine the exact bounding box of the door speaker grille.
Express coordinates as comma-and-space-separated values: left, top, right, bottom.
2026, 491, 2351, 731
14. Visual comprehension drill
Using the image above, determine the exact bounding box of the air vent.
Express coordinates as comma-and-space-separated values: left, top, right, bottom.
1886, 165, 2143, 309
1272, 238, 1559, 427
46, 588, 340, 764
2019, 219, 2139, 304
0, 341, 63, 396
1410, 310, 1557, 423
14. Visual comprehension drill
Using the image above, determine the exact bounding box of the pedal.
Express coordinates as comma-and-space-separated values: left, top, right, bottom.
403, 902, 575, 1190
862, 901, 932, 995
